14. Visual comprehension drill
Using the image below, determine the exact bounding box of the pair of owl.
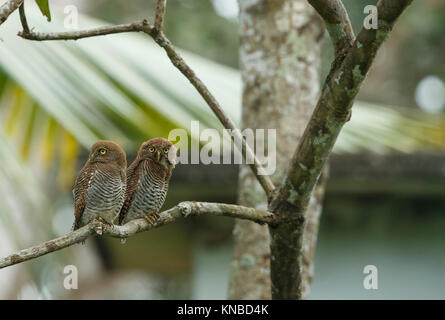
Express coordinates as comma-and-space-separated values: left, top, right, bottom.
72, 138, 176, 231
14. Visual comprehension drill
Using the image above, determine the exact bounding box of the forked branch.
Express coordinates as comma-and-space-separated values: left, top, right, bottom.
271, 0, 414, 214
267, 0, 414, 300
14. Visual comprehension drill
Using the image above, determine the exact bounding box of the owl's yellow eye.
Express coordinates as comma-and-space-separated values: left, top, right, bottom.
163, 148, 169, 154
148, 147, 155, 153
99, 149, 107, 155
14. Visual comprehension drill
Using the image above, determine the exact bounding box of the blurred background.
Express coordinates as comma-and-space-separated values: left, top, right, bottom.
0, 0, 444, 299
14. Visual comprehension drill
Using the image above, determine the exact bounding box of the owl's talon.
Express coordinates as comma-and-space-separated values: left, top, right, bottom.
143, 213, 160, 226
94, 217, 107, 235
96, 217, 113, 227
95, 225, 103, 235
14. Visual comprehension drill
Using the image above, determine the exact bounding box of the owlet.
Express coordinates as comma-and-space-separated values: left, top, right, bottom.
118, 138, 176, 226
72, 140, 127, 230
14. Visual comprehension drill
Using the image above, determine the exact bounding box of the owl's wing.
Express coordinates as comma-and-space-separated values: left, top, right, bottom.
72, 163, 96, 230
118, 158, 143, 225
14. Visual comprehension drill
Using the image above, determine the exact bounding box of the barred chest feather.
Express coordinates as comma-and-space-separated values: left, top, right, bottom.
80, 167, 126, 226
121, 160, 169, 224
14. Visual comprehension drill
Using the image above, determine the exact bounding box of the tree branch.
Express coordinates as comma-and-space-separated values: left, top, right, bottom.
154, 0, 167, 32
0, 201, 274, 269
18, 2, 29, 33
17, 12, 276, 198
268, 0, 413, 299
0, 0, 23, 26
271, 0, 413, 214
18, 20, 150, 41
308, 0, 355, 55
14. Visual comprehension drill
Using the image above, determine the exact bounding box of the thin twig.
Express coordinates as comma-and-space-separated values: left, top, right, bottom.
18, 20, 150, 41
0, 201, 274, 269
154, 0, 167, 32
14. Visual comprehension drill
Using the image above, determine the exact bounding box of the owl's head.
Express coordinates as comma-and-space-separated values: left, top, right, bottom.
89, 140, 127, 168
138, 138, 177, 169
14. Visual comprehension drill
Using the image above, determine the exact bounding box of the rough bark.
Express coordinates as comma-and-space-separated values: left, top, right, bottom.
228, 0, 324, 299
299, 165, 328, 298
268, 0, 413, 299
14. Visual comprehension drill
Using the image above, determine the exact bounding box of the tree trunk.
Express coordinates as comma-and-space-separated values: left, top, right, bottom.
228, 0, 325, 299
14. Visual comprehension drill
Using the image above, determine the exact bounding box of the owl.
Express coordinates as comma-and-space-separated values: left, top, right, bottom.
118, 138, 176, 226
72, 140, 127, 231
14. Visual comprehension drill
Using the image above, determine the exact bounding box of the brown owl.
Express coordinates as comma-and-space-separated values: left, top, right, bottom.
118, 138, 176, 226
72, 140, 127, 231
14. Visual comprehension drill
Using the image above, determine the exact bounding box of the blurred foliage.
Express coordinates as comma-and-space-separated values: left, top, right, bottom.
88, 0, 445, 111
87, 0, 239, 67
342, 0, 445, 108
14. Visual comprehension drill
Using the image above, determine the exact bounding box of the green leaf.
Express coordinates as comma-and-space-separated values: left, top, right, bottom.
35, 0, 51, 21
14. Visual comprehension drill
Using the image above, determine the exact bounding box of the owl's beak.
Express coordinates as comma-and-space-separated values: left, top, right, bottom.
157, 151, 161, 162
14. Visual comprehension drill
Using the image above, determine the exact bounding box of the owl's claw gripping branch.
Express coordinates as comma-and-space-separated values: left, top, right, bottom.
15, 0, 276, 198
94, 217, 112, 235
95, 224, 103, 235
0, 202, 274, 269
143, 213, 161, 226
